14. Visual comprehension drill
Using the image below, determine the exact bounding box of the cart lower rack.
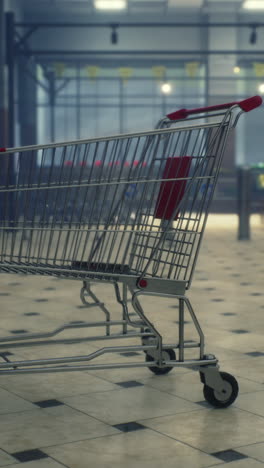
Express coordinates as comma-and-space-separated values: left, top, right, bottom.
0, 96, 261, 407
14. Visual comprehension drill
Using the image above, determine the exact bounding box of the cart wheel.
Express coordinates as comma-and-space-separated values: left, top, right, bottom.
203, 371, 239, 408
146, 348, 176, 375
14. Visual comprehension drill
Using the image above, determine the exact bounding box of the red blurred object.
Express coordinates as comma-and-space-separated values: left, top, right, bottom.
79, 161, 87, 167
155, 156, 192, 220
0, 148, 6, 152
124, 161, 130, 167
95, 160, 102, 167
64, 160, 73, 167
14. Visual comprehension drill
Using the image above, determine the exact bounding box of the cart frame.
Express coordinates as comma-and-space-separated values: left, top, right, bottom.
0, 95, 261, 407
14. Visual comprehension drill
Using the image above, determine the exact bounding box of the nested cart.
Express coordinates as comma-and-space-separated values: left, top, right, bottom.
0, 96, 262, 407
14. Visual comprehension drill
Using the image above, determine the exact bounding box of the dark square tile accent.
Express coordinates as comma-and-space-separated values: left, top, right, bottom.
170, 304, 179, 309
0, 293, 10, 296
113, 422, 146, 433
24, 312, 40, 316
211, 449, 248, 462
251, 292, 262, 296
8, 282, 21, 286
35, 298, 49, 302
10, 329, 28, 334
43, 287, 56, 291
11, 449, 49, 462
205, 287, 216, 291
231, 274, 240, 277
34, 399, 64, 408
76, 305, 89, 309
245, 351, 264, 357
231, 329, 249, 334
222, 313, 236, 316
116, 381, 144, 388
240, 282, 251, 286
211, 298, 224, 302
119, 352, 141, 357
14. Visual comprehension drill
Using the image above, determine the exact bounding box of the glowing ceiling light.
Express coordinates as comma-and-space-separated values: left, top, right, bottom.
94, 0, 127, 10
243, 1, 264, 10
258, 83, 264, 93
233, 66, 241, 74
161, 82, 172, 94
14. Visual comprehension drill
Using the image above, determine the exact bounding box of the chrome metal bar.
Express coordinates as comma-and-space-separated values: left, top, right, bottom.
0, 358, 218, 375
179, 298, 185, 362
0, 344, 157, 369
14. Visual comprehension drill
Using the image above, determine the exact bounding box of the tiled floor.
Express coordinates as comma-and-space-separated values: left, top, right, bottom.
0, 214, 263, 467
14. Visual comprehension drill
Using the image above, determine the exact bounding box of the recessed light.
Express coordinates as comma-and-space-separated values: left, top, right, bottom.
161, 82, 172, 94
243, 1, 264, 10
94, 0, 127, 10
258, 83, 264, 93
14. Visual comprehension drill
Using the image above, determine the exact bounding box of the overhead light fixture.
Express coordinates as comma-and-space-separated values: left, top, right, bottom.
233, 66, 241, 74
243, 1, 264, 10
249, 25, 258, 44
258, 83, 264, 93
161, 82, 172, 94
94, 0, 127, 10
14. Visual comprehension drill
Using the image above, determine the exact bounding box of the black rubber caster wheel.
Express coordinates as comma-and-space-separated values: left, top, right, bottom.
146, 348, 176, 375
203, 371, 239, 408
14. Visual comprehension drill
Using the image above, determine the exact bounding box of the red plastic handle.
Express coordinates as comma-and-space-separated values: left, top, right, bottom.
167, 95, 263, 121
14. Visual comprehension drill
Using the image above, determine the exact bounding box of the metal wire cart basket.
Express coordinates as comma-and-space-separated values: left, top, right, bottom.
0, 95, 262, 408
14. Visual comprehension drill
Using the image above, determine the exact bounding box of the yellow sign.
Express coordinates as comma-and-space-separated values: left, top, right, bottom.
54, 63, 65, 78
152, 66, 166, 79
253, 63, 264, 77
118, 67, 133, 83
86, 66, 100, 81
257, 173, 264, 189
185, 62, 200, 78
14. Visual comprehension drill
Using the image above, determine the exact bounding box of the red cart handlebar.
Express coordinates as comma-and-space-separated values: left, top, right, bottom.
166, 95, 263, 121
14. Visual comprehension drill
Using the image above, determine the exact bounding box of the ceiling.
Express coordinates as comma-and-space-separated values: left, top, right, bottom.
14, 0, 250, 20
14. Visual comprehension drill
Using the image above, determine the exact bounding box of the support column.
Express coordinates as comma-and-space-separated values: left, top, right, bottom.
18, 57, 37, 146
206, 5, 239, 212
17, 56, 37, 188
0, 0, 7, 147
207, 11, 238, 172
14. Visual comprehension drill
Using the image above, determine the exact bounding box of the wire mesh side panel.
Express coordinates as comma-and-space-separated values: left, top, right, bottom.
128, 119, 231, 285
0, 119, 230, 282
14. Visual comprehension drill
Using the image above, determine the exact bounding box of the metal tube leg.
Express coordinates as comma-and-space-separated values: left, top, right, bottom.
122, 283, 128, 335
80, 281, 111, 336
182, 296, 205, 360
179, 298, 185, 362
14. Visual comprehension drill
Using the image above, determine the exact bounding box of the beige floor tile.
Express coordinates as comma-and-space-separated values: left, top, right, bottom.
0, 407, 118, 452
0, 449, 16, 467
140, 408, 264, 453
0, 387, 36, 414
234, 391, 264, 417
213, 460, 264, 468
0, 371, 118, 401
4, 460, 68, 468
45, 429, 222, 468
62, 386, 200, 425
239, 442, 264, 463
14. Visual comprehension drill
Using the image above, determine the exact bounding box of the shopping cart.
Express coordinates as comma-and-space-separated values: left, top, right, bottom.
0, 95, 262, 408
